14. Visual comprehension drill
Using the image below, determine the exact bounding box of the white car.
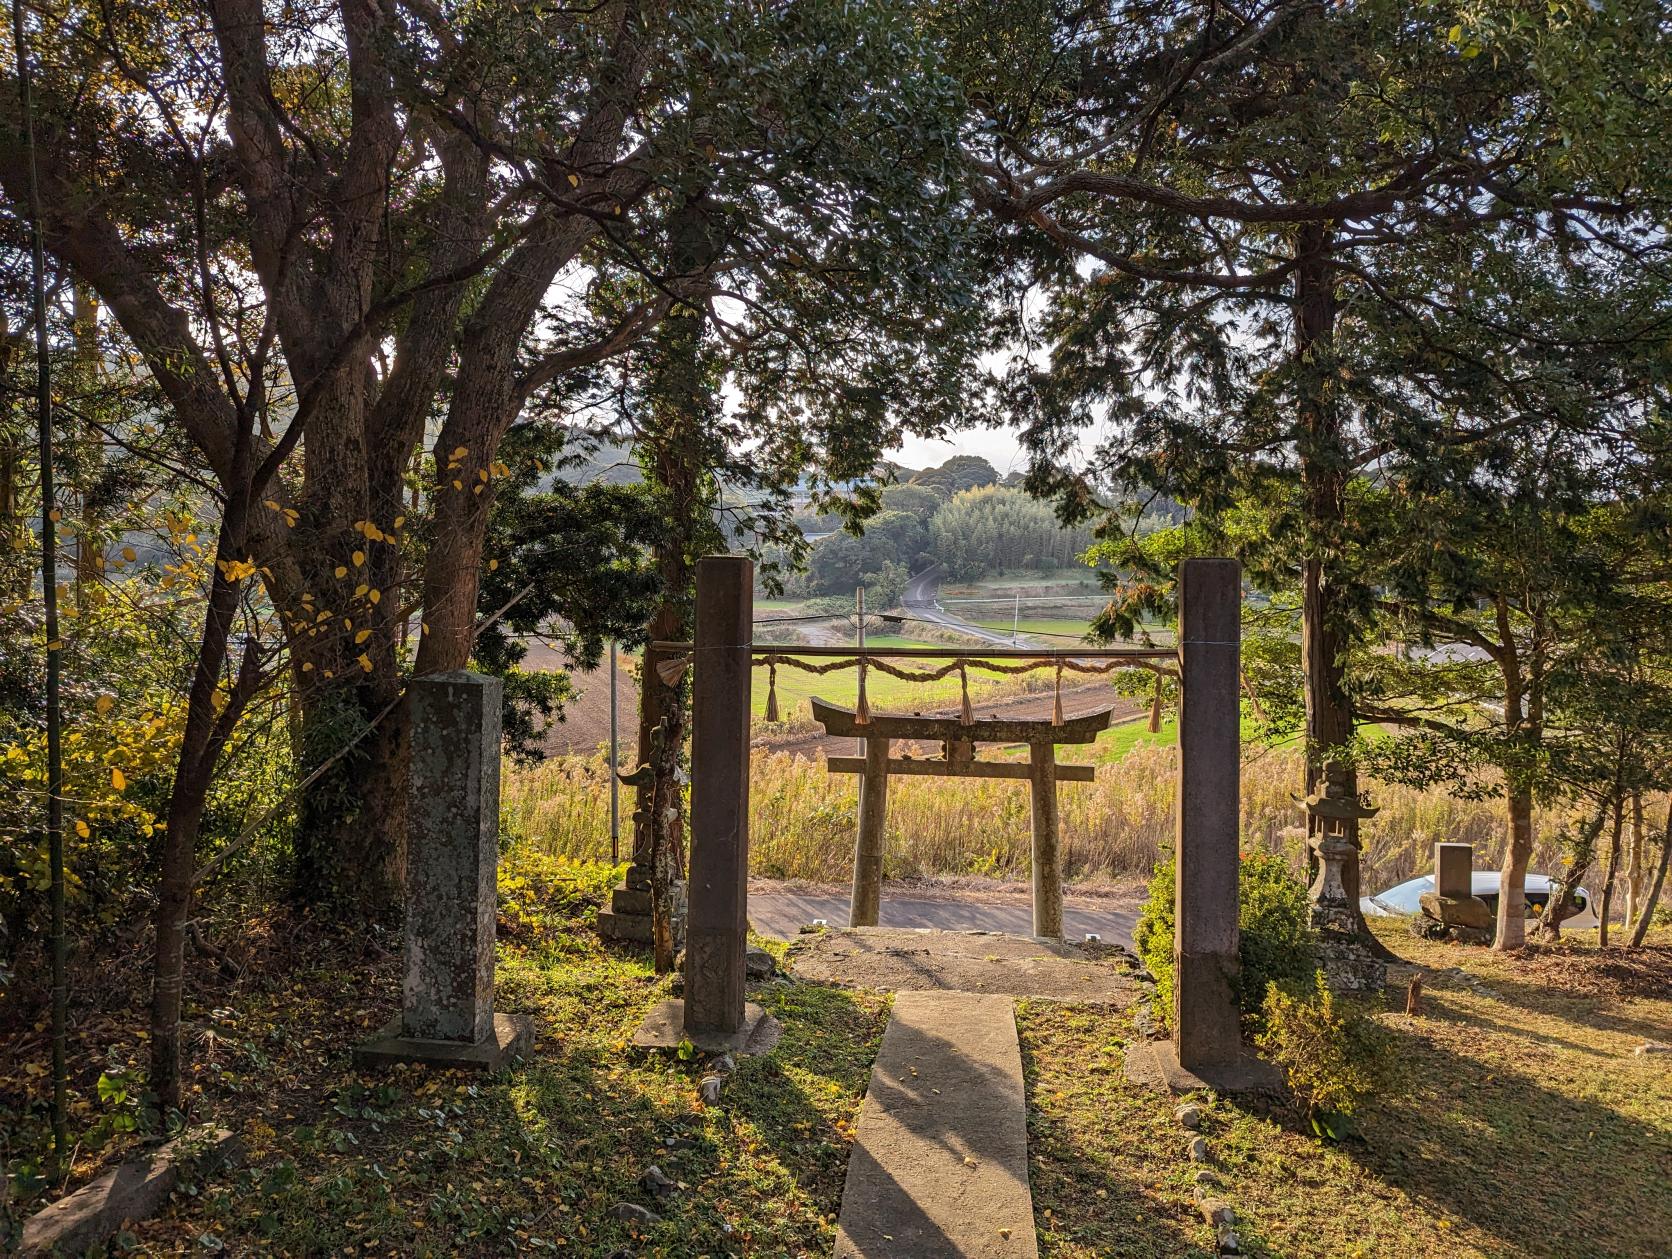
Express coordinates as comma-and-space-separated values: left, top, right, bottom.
1361, 871, 1598, 929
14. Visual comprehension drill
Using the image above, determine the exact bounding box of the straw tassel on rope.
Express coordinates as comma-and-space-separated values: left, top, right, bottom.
1052, 659, 1064, 726
958, 660, 973, 726
855, 655, 871, 725
1148, 671, 1164, 733
764, 656, 780, 723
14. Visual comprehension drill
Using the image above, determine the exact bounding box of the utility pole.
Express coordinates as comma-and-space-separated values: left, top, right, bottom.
855, 585, 866, 756
608, 641, 619, 863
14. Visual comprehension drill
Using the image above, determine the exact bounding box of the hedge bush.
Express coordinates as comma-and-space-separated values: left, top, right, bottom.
1133, 849, 1315, 1028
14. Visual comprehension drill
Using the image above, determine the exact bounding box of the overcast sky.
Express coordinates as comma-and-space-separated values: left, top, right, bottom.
894, 424, 1031, 477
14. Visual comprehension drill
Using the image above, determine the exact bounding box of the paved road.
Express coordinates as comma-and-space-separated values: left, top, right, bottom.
901, 563, 1023, 646
749, 888, 1139, 947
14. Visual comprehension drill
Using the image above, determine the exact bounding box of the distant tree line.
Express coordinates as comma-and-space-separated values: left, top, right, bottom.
780, 475, 1098, 603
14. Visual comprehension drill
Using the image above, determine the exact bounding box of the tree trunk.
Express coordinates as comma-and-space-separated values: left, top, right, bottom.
286, 445, 413, 915
1535, 804, 1605, 942
291, 684, 407, 913
636, 191, 723, 972
1494, 786, 1535, 950
1624, 791, 1647, 934
1627, 806, 1670, 949
152, 474, 259, 1113
1597, 793, 1626, 948
1293, 224, 1384, 955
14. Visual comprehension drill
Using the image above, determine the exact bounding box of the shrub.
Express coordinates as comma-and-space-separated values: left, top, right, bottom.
1257, 972, 1398, 1138
1133, 849, 1315, 1028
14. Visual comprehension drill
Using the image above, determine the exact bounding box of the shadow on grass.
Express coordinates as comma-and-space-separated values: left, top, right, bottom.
1347, 1018, 1672, 1259
1016, 1003, 1208, 1259
1424, 967, 1672, 1046
162, 941, 890, 1257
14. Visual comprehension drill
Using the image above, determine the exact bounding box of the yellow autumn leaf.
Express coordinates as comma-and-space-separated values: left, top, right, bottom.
488, 559, 499, 571
111, 768, 127, 791
95, 694, 114, 715
450, 445, 468, 460
352, 550, 366, 567
75, 819, 90, 838
334, 565, 348, 578
357, 653, 373, 672
368, 589, 381, 604
355, 629, 371, 644
121, 546, 137, 563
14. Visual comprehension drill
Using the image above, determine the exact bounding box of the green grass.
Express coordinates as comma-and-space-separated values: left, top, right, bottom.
983, 715, 1270, 765
755, 639, 1048, 721
971, 616, 1100, 640
124, 855, 888, 1256
1020, 922, 1672, 1258
941, 569, 1104, 595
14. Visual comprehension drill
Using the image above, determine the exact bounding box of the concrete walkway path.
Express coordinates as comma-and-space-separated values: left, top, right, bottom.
834, 991, 1039, 1259
749, 889, 1138, 949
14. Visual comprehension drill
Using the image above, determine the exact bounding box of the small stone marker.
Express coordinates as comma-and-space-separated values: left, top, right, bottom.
1435, 842, 1473, 899
1417, 841, 1493, 943
834, 991, 1038, 1258
356, 671, 532, 1071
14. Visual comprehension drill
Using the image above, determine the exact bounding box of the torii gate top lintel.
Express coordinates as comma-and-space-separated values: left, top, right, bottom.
808, 697, 1114, 746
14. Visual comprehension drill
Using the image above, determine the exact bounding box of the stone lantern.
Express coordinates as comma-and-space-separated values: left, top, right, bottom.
1302, 765, 1387, 992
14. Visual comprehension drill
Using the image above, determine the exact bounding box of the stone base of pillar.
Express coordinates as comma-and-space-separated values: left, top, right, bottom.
354, 1012, 534, 1072
629, 999, 780, 1056
597, 870, 687, 947
1123, 1038, 1282, 1094
1313, 902, 1389, 991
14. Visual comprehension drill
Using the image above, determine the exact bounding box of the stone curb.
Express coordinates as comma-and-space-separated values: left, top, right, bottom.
20, 1126, 243, 1257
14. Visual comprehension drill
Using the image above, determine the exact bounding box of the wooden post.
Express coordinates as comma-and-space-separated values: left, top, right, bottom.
849, 734, 890, 927
1174, 558, 1243, 1073
685, 555, 753, 1036
1030, 742, 1063, 937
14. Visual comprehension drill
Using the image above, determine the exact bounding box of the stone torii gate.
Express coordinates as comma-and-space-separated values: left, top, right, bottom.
811, 697, 1114, 938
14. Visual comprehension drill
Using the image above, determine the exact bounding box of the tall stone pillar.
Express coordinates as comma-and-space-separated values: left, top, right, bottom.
631, 556, 776, 1055
685, 555, 753, 1034
1173, 558, 1244, 1075
356, 671, 533, 1070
